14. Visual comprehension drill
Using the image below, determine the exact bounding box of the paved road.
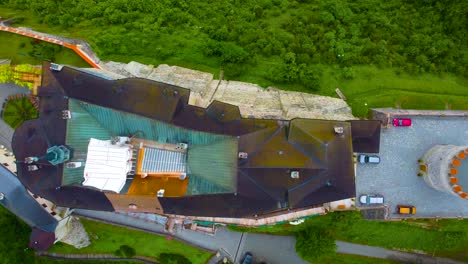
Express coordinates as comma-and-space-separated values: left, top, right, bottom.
337, 241, 467, 264
74, 209, 467, 264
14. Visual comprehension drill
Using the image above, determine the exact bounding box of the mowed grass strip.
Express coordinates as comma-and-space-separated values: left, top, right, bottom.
49, 219, 213, 264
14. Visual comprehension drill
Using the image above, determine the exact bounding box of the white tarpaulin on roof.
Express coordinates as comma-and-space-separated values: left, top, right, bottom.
83, 138, 132, 193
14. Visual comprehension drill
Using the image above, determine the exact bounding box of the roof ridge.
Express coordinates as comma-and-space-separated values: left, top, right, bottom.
244, 125, 284, 162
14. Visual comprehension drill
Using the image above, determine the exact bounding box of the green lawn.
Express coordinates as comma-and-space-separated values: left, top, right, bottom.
2, 97, 38, 129
316, 66, 468, 117
0, 31, 90, 67
49, 219, 213, 264
229, 211, 468, 262
0, 206, 137, 264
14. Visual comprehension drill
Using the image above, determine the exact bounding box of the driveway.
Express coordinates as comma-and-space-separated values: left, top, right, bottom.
236, 233, 308, 264
356, 116, 468, 218
0, 82, 30, 150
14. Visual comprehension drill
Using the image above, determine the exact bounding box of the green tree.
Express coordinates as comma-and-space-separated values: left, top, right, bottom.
295, 228, 337, 261
0, 65, 13, 83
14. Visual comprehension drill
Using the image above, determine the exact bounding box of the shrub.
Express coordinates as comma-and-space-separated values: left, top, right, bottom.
340, 67, 356, 80
114, 245, 136, 258
158, 253, 191, 264
295, 228, 336, 261
223, 63, 244, 78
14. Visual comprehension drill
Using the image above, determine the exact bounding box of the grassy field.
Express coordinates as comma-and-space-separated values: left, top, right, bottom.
0, 31, 89, 67
49, 219, 213, 264
317, 66, 468, 117
1, 6, 467, 118
229, 211, 468, 262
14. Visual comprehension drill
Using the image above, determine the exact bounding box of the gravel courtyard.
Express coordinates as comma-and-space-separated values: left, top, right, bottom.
356, 116, 468, 218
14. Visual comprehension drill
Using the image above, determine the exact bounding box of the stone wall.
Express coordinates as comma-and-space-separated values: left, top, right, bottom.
60, 216, 91, 249
100, 61, 356, 121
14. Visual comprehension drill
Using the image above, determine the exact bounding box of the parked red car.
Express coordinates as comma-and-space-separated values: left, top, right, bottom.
393, 118, 412, 127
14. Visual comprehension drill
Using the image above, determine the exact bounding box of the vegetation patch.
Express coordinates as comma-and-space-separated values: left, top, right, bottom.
0, 64, 41, 90
295, 228, 336, 261
2, 96, 38, 129
0, 206, 135, 264
230, 211, 468, 262
0, 31, 89, 67
49, 219, 212, 264
1, 2, 467, 116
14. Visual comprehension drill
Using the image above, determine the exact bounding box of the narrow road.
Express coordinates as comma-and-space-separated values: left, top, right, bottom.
336, 241, 466, 264
73, 209, 467, 264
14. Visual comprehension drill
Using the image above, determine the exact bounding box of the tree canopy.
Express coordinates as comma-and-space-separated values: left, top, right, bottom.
295, 227, 337, 261
0, 0, 466, 89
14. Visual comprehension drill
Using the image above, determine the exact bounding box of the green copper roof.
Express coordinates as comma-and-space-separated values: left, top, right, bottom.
187, 137, 238, 194
64, 99, 237, 194
63, 100, 112, 185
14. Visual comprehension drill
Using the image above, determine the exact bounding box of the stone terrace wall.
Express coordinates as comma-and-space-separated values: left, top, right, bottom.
101, 61, 356, 121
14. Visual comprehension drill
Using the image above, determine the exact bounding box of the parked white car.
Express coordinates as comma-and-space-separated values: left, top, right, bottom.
358, 154, 380, 164
359, 194, 384, 205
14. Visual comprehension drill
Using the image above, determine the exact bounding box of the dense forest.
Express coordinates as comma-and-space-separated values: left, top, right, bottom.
0, 0, 466, 90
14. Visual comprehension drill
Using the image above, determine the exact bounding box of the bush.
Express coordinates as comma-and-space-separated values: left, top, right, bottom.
114, 245, 136, 258
339, 67, 356, 80
158, 253, 191, 264
223, 63, 244, 78
295, 228, 336, 261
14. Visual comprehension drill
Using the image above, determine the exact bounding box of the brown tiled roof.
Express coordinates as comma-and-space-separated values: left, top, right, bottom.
350, 120, 381, 153
29, 228, 55, 251
12, 62, 356, 217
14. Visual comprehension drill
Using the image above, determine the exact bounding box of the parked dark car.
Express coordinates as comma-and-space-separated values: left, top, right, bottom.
241, 252, 253, 264
393, 118, 412, 127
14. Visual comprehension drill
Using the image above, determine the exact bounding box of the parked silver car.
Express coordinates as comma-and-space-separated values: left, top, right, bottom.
358, 154, 380, 164
359, 194, 384, 205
